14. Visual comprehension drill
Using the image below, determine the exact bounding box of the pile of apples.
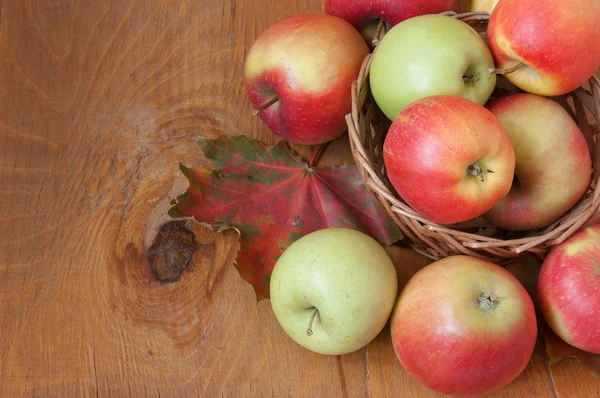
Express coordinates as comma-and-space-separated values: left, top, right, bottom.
270, 226, 600, 396
244, 0, 600, 395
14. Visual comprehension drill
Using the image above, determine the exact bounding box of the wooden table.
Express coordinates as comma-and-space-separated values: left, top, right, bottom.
1, 0, 599, 396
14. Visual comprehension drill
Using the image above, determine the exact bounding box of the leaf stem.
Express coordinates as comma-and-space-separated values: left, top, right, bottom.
309, 142, 329, 167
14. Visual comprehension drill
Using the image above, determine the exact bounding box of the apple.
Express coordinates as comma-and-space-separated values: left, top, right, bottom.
471, 0, 499, 13
244, 14, 369, 145
488, 0, 600, 96
383, 95, 515, 225
324, 0, 458, 42
390, 255, 538, 396
484, 94, 591, 231
369, 14, 496, 120
269, 228, 398, 355
538, 225, 600, 354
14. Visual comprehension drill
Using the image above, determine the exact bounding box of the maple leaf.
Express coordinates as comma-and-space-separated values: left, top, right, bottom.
169, 135, 403, 300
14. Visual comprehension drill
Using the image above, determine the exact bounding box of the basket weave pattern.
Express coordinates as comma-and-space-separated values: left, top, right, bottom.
347, 12, 600, 261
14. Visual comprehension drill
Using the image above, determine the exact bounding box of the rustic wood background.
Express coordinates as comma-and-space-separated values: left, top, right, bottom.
1, 0, 599, 396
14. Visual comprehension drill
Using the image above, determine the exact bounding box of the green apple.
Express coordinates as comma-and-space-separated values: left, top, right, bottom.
269, 228, 398, 355
370, 14, 496, 120
471, 0, 499, 13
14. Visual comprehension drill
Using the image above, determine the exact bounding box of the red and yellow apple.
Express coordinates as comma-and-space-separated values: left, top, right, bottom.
484, 94, 591, 231
383, 95, 515, 225
244, 14, 369, 145
324, 0, 458, 36
471, 0, 499, 13
391, 255, 538, 396
538, 225, 600, 354
488, 0, 600, 96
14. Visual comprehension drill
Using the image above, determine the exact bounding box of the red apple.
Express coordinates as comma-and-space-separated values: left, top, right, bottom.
484, 94, 591, 231
538, 225, 600, 354
383, 95, 515, 225
391, 255, 538, 396
324, 0, 458, 34
244, 14, 369, 145
488, 0, 600, 96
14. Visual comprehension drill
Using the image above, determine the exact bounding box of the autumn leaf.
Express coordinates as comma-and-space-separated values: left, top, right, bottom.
542, 324, 600, 378
169, 135, 403, 300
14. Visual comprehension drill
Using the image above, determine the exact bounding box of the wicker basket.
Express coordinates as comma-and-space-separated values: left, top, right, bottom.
347, 11, 600, 262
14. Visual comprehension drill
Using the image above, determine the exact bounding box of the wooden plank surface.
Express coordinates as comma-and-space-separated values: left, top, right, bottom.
1, 0, 599, 396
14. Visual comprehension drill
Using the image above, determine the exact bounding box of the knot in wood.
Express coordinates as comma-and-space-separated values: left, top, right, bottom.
146, 221, 199, 283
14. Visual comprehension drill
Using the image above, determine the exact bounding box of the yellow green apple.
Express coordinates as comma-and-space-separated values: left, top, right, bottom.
471, 0, 499, 13
369, 14, 496, 120
269, 228, 398, 355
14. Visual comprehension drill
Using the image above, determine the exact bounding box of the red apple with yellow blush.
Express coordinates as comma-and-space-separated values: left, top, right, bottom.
383, 95, 515, 225
484, 94, 592, 231
244, 14, 369, 145
391, 255, 538, 396
538, 225, 600, 354
488, 0, 600, 96
325, 0, 459, 40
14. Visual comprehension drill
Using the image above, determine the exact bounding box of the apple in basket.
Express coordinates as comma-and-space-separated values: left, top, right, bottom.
470, 0, 499, 13
269, 228, 398, 355
538, 224, 600, 354
484, 93, 592, 231
383, 95, 515, 225
369, 14, 496, 120
324, 0, 458, 42
488, 0, 600, 96
244, 14, 369, 145
390, 255, 537, 396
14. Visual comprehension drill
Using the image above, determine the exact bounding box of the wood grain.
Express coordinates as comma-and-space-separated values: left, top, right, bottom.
0, 0, 599, 396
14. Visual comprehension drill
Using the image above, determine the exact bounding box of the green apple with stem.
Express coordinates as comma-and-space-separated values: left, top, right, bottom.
369, 14, 496, 120
269, 228, 398, 355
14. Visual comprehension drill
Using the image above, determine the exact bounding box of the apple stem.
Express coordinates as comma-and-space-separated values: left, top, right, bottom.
306, 307, 319, 336
467, 162, 493, 182
478, 293, 498, 313
488, 62, 525, 75
372, 19, 386, 47
252, 96, 279, 115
